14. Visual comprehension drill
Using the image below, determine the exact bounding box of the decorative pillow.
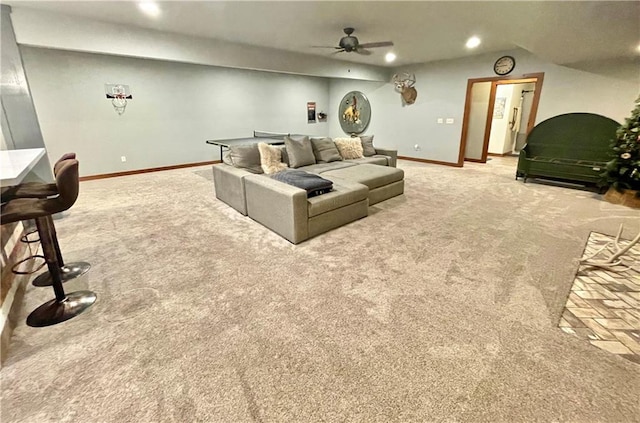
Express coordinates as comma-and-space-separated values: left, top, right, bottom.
311, 137, 343, 163
258, 142, 288, 174
222, 151, 233, 166
284, 136, 316, 168
334, 137, 364, 160
279, 146, 290, 166
360, 135, 376, 157
228, 144, 263, 174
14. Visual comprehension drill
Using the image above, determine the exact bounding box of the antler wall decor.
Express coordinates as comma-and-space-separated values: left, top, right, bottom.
580, 224, 640, 271
392, 72, 417, 105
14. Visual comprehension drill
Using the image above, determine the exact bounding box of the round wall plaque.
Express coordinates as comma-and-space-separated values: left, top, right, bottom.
338, 91, 371, 134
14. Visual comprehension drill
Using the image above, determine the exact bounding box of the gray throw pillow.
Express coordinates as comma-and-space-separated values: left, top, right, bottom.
279, 146, 290, 166
228, 144, 263, 174
360, 135, 376, 157
222, 151, 233, 166
284, 136, 316, 168
311, 137, 343, 163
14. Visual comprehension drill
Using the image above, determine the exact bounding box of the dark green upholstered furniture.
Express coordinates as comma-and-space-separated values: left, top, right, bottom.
516, 113, 620, 186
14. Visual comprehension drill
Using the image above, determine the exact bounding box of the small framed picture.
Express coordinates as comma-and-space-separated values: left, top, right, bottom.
307, 102, 316, 123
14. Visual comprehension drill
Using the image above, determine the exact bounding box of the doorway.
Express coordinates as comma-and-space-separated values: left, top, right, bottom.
458, 73, 544, 165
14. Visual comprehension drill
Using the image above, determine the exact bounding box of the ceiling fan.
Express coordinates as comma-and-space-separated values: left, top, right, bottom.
313, 27, 394, 55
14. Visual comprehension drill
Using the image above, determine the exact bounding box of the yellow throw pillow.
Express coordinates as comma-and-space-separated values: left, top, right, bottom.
334, 137, 364, 159
257, 142, 288, 174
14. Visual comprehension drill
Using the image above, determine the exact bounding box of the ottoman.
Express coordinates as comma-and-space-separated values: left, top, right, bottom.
321, 164, 404, 205
244, 174, 369, 244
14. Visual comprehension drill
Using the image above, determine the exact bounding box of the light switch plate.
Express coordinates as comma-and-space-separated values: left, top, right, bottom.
437, 118, 444, 124
446, 118, 454, 124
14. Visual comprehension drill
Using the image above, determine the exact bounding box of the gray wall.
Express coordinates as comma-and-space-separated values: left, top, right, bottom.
329, 48, 638, 164
21, 44, 638, 174
21, 47, 331, 177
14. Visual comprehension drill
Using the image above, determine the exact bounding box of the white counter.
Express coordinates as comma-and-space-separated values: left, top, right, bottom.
0, 148, 46, 187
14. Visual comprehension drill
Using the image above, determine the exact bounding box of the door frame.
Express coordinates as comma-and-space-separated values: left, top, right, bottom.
457, 72, 545, 165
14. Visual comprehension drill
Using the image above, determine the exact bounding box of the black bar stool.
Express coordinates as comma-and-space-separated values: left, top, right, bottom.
2, 153, 91, 286
1, 159, 96, 327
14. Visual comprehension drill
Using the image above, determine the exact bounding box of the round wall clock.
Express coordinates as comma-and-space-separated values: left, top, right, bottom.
493, 55, 516, 76
338, 91, 371, 134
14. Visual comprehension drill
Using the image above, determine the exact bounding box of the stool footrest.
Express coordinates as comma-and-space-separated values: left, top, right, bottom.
11, 255, 46, 275
20, 228, 40, 244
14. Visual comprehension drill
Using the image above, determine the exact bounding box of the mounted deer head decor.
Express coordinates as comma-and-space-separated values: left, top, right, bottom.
392, 72, 417, 105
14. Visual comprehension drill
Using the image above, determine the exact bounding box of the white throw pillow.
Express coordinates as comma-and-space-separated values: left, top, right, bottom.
257, 142, 288, 174
334, 137, 364, 159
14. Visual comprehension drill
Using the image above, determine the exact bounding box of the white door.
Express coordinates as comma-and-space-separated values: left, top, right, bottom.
513, 82, 536, 152
464, 81, 491, 161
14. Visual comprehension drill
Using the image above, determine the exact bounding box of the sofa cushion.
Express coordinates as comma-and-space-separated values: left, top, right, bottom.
322, 163, 404, 191
258, 142, 288, 174
311, 137, 343, 163
307, 179, 368, 218
229, 144, 263, 174
285, 136, 316, 168
299, 162, 357, 174
346, 156, 388, 166
334, 137, 364, 159
360, 135, 376, 157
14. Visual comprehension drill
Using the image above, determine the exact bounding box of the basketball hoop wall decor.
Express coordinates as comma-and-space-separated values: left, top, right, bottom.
105, 84, 132, 115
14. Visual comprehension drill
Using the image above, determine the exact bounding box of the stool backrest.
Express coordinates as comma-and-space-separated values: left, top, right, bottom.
59, 152, 77, 162
55, 159, 79, 211
54, 153, 76, 176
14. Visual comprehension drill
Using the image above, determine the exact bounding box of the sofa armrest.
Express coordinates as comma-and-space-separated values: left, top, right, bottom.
212, 164, 253, 215
375, 148, 397, 168
244, 175, 309, 244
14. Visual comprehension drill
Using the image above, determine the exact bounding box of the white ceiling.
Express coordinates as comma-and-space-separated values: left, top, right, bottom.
7, 1, 640, 68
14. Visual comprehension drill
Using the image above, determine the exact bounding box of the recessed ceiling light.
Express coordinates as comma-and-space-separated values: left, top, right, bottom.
138, 1, 161, 18
385, 52, 396, 63
466, 36, 481, 49
636, 43, 640, 53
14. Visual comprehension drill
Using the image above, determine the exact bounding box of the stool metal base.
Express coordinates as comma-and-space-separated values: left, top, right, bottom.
32, 262, 91, 287
26, 291, 97, 327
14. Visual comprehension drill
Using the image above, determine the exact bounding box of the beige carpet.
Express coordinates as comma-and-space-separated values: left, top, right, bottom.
2, 157, 639, 423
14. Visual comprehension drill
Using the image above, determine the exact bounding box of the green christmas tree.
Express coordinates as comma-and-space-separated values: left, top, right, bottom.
602, 95, 640, 191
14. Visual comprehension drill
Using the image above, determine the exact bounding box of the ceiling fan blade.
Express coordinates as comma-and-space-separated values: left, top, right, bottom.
330, 49, 345, 55
355, 48, 372, 56
358, 41, 394, 49
311, 45, 339, 49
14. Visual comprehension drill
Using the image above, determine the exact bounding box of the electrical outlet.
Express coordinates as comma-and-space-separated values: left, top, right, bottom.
121, 156, 127, 162
446, 118, 454, 124
437, 118, 444, 124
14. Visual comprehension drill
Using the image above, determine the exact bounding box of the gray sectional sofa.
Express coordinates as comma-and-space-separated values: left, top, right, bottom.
212, 136, 404, 244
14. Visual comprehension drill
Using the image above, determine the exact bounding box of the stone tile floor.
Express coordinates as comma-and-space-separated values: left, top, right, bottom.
559, 232, 640, 364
